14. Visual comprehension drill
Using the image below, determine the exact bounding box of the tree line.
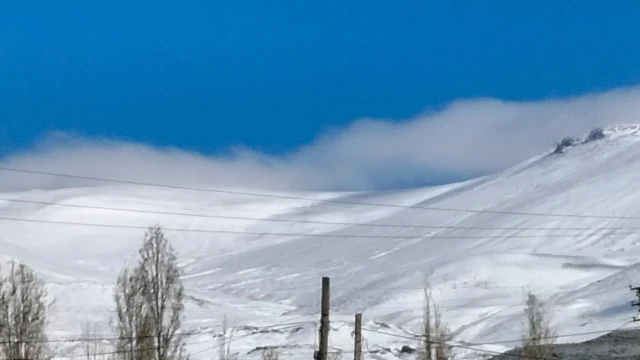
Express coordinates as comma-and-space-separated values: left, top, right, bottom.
421, 281, 555, 360
0, 225, 188, 360
0, 225, 555, 360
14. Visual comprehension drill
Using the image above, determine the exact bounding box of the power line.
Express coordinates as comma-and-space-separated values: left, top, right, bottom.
361, 327, 584, 360
49, 335, 230, 360
0, 330, 217, 359
461, 320, 636, 346
0, 317, 631, 359
44, 341, 197, 360
2, 196, 640, 232
363, 321, 635, 345
363, 328, 531, 359
0, 319, 314, 345
1, 215, 638, 240
2, 166, 640, 220
0, 328, 216, 345
189, 315, 319, 357
363, 319, 637, 360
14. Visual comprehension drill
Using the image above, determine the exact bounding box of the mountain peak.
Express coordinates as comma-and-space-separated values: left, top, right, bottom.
601, 124, 640, 138
553, 124, 640, 154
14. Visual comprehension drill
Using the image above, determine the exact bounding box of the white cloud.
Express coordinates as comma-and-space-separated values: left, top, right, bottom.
3, 87, 640, 192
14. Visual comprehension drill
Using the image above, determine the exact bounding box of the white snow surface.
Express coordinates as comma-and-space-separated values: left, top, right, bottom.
3, 125, 640, 359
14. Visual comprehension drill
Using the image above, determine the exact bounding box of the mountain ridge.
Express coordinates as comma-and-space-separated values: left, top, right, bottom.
2, 126, 640, 358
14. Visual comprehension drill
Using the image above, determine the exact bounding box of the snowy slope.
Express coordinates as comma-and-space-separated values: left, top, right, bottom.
3, 125, 640, 359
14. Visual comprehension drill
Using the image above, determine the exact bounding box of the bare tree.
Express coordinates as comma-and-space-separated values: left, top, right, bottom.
135, 313, 156, 360
521, 292, 555, 360
81, 321, 115, 360
0, 262, 50, 360
422, 285, 433, 360
433, 309, 451, 360
114, 267, 146, 360
82, 321, 100, 360
217, 316, 235, 360
260, 348, 280, 360
114, 226, 187, 360
421, 281, 451, 360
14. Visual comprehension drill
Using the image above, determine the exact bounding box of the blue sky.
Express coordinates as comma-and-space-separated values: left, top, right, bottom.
2, 1, 640, 190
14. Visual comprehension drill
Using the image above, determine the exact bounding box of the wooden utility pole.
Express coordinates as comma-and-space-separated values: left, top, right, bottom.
631, 285, 640, 321
316, 277, 330, 360
354, 313, 362, 360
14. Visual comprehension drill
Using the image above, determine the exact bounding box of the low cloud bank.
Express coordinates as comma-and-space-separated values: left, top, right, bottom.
3, 87, 640, 192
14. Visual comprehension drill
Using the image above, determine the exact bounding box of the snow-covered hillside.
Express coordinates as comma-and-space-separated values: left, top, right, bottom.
3, 125, 640, 359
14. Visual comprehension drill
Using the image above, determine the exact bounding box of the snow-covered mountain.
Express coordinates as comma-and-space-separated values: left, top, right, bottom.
3, 124, 640, 359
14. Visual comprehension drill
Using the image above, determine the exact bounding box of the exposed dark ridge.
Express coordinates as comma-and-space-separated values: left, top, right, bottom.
552, 127, 608, 155
489, 328, 640, 360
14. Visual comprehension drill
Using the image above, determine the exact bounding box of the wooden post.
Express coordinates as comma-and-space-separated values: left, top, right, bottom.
631, 285, 640, 321
317, 277, 330, 360
354, 313, 362, 360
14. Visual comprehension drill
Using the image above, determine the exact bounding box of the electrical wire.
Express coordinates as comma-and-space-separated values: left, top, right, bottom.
2, 215, 639, 240
461, 319, 636, 346
362, 320, 638, 360
3, 166, 640, 220
189, 316, 319, 357
4, 196, 638, 232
